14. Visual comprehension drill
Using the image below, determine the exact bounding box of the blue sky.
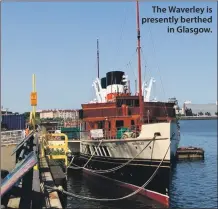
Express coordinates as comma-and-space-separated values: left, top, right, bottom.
2, 2, 217, 113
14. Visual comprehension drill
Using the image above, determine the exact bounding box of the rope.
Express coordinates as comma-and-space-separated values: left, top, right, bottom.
67, 156, 75, 169
147, 25, 169, 118
113, 6, 128, 66
69, 140, 103, 170
70, 137, 155, 174
44, 141, 171, 202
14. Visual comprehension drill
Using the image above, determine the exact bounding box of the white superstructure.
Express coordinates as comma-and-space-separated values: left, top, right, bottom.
92, 75, 157, 103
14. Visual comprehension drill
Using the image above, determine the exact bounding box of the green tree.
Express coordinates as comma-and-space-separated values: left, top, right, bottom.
36, 112, 40, 118
215, 112, 218, 116
198, 111, 204, 116
23, 112, 30, 120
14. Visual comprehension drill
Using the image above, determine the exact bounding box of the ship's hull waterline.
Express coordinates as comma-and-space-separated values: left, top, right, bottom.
71, 122, 180, 207
73, 155, 170, 207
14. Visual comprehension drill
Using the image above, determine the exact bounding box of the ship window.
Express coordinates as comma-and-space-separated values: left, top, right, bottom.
108, 122, 111, 130
134, 99, 139, 107
89, 122, 95, 129
126, 99, 132, 106
98, 121, 104, 129
154, 132, 161, 137
131, 120, 135, 125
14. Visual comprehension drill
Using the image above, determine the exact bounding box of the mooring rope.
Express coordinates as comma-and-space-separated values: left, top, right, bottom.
44, 141, 170, 202
68, 140, 103, 170
66, 156, 75, 169
69, 137, 156, 174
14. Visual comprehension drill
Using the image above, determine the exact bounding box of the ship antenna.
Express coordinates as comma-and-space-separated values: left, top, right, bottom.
97, 39, 100, 78
136, 0, 144, 123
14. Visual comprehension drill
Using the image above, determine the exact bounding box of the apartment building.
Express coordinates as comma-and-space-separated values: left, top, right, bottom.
40, 110, 57, 119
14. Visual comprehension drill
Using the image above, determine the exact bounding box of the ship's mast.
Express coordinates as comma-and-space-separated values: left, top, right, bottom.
97, 39, 100, 78
136, 0, 144, 123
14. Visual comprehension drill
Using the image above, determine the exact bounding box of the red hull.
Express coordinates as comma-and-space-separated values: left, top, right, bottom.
83, 168, 169, 208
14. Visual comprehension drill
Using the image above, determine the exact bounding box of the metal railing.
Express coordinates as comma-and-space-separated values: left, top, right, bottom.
41, 133, 69, 169
1, 130, 25, 146
43, 125, 140, 141
80, 125, 140, 140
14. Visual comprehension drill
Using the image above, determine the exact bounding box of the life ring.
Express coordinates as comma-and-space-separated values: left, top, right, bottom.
131, 131, 139, 138
131, 132, 137, 138
122, 134, 128, 139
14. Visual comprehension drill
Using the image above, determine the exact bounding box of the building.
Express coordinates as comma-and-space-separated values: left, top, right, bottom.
168, 97, 183, 115
40, 109, 79, 120
56, 109, 79, 120
184, 100, 192, 104
175, 107, 185, 115
1, 106, 13, 115
184, 103, 218, 116
40, 110, 58, 119
168, 97, 178, 105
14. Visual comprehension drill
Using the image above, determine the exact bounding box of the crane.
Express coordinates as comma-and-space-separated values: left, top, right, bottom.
92, 78, 106, 103
92, 76, 156, 103
142, 77, 156, 102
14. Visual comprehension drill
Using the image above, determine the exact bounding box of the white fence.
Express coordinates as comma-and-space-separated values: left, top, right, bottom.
1, 130, 25, 146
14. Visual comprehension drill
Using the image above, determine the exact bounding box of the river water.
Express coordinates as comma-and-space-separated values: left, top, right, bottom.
65, 120, 217, 208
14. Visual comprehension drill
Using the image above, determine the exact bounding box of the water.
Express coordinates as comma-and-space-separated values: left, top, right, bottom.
170, 120, 217, 208
65, 120, 217, 208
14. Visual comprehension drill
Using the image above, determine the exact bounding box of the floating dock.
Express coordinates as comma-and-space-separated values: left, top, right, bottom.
176, 146, 205, 160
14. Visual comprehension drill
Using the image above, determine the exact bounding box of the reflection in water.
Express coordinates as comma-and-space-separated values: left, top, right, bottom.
66, 169, 163, 209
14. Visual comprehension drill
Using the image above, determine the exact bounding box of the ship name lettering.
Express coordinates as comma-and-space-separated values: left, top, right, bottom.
132, 142, 144, 145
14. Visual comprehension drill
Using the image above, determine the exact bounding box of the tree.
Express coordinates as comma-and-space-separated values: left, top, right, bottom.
215, 112, 218, 116
205, 112, 211, 116
23, 112, 30, 120
198, 111, 204, 116
36, 112, 40, 118
185, 108, 193, 116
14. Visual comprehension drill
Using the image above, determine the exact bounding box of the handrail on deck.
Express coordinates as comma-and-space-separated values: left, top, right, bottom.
80, 125, 140, 140
41, 133, 69, 169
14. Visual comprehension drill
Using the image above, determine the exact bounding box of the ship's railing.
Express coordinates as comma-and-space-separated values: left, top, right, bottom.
45, 125, 140, 140
41, 133, 69, 168
1, 130, 25, 146
80, 125, 140, 140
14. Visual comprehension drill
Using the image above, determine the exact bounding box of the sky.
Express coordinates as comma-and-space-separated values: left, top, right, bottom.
1, 1, 217, 113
